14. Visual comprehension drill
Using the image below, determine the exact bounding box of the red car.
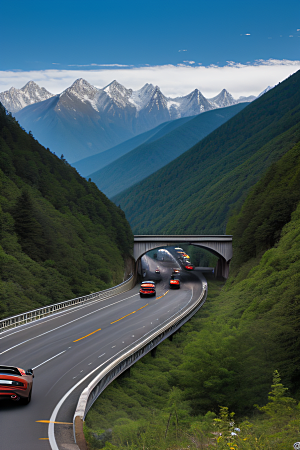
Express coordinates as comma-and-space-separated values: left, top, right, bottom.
140, 281, 156, 297
185, 263, 194, 270
0, 365, 34, 404
169, 276, 180, 289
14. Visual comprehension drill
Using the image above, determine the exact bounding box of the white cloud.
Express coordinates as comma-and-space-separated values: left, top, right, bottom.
183, 61, 195, 64
178, 49, 187, 52
67, 63, 133, 67
0, 59, 299, 99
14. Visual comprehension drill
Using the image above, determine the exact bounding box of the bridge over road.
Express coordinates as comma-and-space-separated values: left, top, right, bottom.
134, 235, 233, 279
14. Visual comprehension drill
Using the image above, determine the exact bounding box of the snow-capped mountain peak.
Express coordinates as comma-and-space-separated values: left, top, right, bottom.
208, 89, 237, 108
129, 83, 155, 110
258, 86, 274, 97
103, 80, 133, 108
0, 81, 53, 113
60, 78, 101, 110
63, 78, 99, 98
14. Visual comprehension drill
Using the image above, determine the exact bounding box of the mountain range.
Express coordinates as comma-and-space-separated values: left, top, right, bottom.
0, 79, 269, 163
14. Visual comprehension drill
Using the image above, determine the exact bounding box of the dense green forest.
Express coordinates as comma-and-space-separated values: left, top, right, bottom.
89, 103, 247, 198
0, 103, 133, 319
114, 70, 300, 235
85, 113, 300, 448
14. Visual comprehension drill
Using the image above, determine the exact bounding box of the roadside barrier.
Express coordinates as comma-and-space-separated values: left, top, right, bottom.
0, 275, 135, 333
73, 281, 208, 450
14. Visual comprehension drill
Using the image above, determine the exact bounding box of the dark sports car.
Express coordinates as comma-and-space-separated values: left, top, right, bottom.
140, 281, 156, 297
0, 365, 34, 404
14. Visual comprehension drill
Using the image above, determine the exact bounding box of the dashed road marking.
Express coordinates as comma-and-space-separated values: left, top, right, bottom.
37, 421, 72, 424
156, 290, 169, 300
73, 328, 101, 342
110, 304, 148, 325
33, 351, 66, 369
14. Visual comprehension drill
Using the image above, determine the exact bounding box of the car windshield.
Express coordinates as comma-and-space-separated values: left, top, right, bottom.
0, 366, 22, 376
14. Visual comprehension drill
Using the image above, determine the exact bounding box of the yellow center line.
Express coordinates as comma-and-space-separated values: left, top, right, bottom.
39, 438, 49, 440
156, 290, 169, 300
36, 420, 73, 424
73, 328, 101, 342
110, 304, 148, 324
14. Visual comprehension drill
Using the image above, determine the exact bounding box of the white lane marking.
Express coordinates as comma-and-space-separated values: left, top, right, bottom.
98, 353, 105, 358
49, 286, 194, 450
112, 345, 116, 348
32, 351, 66, 369
0, 292, 140, 341
0, 294, 139, 355
88, 363, 92, 365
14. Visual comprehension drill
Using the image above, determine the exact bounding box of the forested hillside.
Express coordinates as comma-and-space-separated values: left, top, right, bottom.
0, 103, 133, 319
89, 103, 247, 198
85, 137, 300, 450
114, 70, 300, 235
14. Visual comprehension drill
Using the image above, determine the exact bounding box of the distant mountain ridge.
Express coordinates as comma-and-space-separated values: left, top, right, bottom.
8, 79, 271, 163
89, 103, 248, 198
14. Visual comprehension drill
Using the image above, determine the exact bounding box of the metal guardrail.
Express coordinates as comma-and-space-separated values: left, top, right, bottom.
73, 281, 208, 450
0, 275, 135, 333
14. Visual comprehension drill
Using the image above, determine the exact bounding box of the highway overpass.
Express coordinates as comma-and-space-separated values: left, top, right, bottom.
134, 235, 233, 278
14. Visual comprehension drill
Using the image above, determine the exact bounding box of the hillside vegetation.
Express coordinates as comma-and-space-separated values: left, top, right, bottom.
90, 104, 247, 198
0, 103, 133, 319
114, 70, 300, 234
85, 137, 300, 449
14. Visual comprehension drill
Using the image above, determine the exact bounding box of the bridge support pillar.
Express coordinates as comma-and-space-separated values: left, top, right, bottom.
151, 347, 157, 358
215, 258, 230, 279
118, 367, 131, 380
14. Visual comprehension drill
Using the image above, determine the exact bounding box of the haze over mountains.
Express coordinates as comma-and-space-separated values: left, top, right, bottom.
0, 79, 267, 163
88, 103, 248, 197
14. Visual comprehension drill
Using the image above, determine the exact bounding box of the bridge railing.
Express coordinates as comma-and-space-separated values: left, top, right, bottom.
0, 275, 135, 333
73, 281, 208, 450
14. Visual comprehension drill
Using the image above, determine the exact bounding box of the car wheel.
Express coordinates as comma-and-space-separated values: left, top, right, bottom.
22, 388, 32, 405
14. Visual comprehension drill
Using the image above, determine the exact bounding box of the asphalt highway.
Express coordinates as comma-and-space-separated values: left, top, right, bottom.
0, 258, 205, 450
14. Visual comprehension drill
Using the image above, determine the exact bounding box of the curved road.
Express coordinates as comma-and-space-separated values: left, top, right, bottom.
0, 259, 205, 450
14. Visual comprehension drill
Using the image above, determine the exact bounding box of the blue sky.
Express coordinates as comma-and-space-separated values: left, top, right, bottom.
1, 0, 299, 96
